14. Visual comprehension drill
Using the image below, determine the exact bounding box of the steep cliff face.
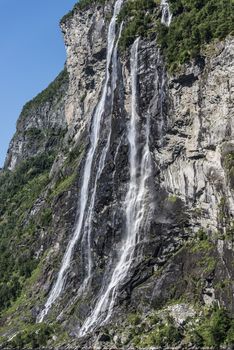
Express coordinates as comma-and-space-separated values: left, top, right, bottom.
164, 40, 234, 232
5, 70, 69, 170
0, 1, 233, 348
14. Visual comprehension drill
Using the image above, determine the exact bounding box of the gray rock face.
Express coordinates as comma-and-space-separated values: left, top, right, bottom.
4, 70, 68, 170
1, 1, 233, 347
162, 40, 234, 233
60, 3, 111, 136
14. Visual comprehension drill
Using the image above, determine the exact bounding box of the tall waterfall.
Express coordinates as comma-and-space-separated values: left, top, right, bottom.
80, 37, 153, 336
81, 22, 123, 290
161, 0, 172, 26
37, 0, 123, 323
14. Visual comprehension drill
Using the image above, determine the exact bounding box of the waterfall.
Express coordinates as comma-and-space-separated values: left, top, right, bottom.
161, 0, 172, 26
79, 37, 153, 336
37, 0, 123, 323
80, 23, 123, 290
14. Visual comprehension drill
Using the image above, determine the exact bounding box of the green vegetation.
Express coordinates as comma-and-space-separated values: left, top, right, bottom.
187, 232, 217, 273
224, 152, 234, 189
60, 0, 106, 23
21, 68, 68, 117
157, 0, 233, 71
118, 0, 233, 71
24, 127, 67, 149
65, 142, 85, 168
190, 236, 214, 254
78, 0, 106, 9
25, 127, 43, 140
190, 307, 234, 347
127, 313, 141, 326
226, 220, 234, 242
196, 228, 207, 241
0, 136, 83, 317
167, 194, 178, 203
0, 152, 54, 214
7, 323, 58, 349
218, 196, 229, 224
48, 143, 85, 199
125, 310, 184, 348
118, 0, 157, 49
0, 153, 55, 312
198, 255, 216, 273
61, 0, 233, 70
124, 306, 234, 348
137, 317, 182, 347
40, 207, 53, 227
50, 172, 77, 198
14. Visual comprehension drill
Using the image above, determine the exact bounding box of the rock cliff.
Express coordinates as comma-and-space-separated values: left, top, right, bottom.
0, 0, 233, 348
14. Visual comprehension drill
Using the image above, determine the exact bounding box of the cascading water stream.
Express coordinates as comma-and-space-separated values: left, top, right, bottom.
80, 37, 153, 336
81, 23, 123, 290
37, 0, 123, 323
161, 0, 172, 26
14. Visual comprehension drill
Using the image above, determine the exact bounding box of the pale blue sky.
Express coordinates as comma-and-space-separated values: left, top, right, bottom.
0, 0, 77, 167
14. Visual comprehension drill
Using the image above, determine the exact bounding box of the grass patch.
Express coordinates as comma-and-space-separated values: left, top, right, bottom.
190, 239, 214, 254
51, 172, 77, 198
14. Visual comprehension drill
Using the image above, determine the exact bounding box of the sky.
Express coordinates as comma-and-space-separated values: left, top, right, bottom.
0, 0, 77, 167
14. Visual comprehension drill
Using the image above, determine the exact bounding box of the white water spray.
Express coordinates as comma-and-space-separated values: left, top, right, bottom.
37, 0, 123, 323
161, 0, 172, 26
80, 37, 153, 336
81, 23, 123, 290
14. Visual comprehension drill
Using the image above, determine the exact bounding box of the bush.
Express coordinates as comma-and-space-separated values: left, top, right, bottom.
51, 172, 77, 198
118, 0, 233, 71
10, 324, 55, 349
0, 277, 21, 311
127, 313, 141, 326
139, 317, 182, 347
157, 0, 233, 71
192, 307, 234, 347
118, 0, 157, 49
40, 208, 53, 227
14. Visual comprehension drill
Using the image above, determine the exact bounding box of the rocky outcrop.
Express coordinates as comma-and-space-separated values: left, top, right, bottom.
162, 39, 234, 233
4, 70, 68, 170
60, 3, 112, 134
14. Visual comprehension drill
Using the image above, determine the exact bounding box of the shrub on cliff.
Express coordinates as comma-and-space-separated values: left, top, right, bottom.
191, 307, 234, 347
118, 0, 233, 71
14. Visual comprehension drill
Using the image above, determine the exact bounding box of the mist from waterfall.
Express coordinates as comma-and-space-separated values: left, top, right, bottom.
80, 37, 153, 336
37, 0, 123, 323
